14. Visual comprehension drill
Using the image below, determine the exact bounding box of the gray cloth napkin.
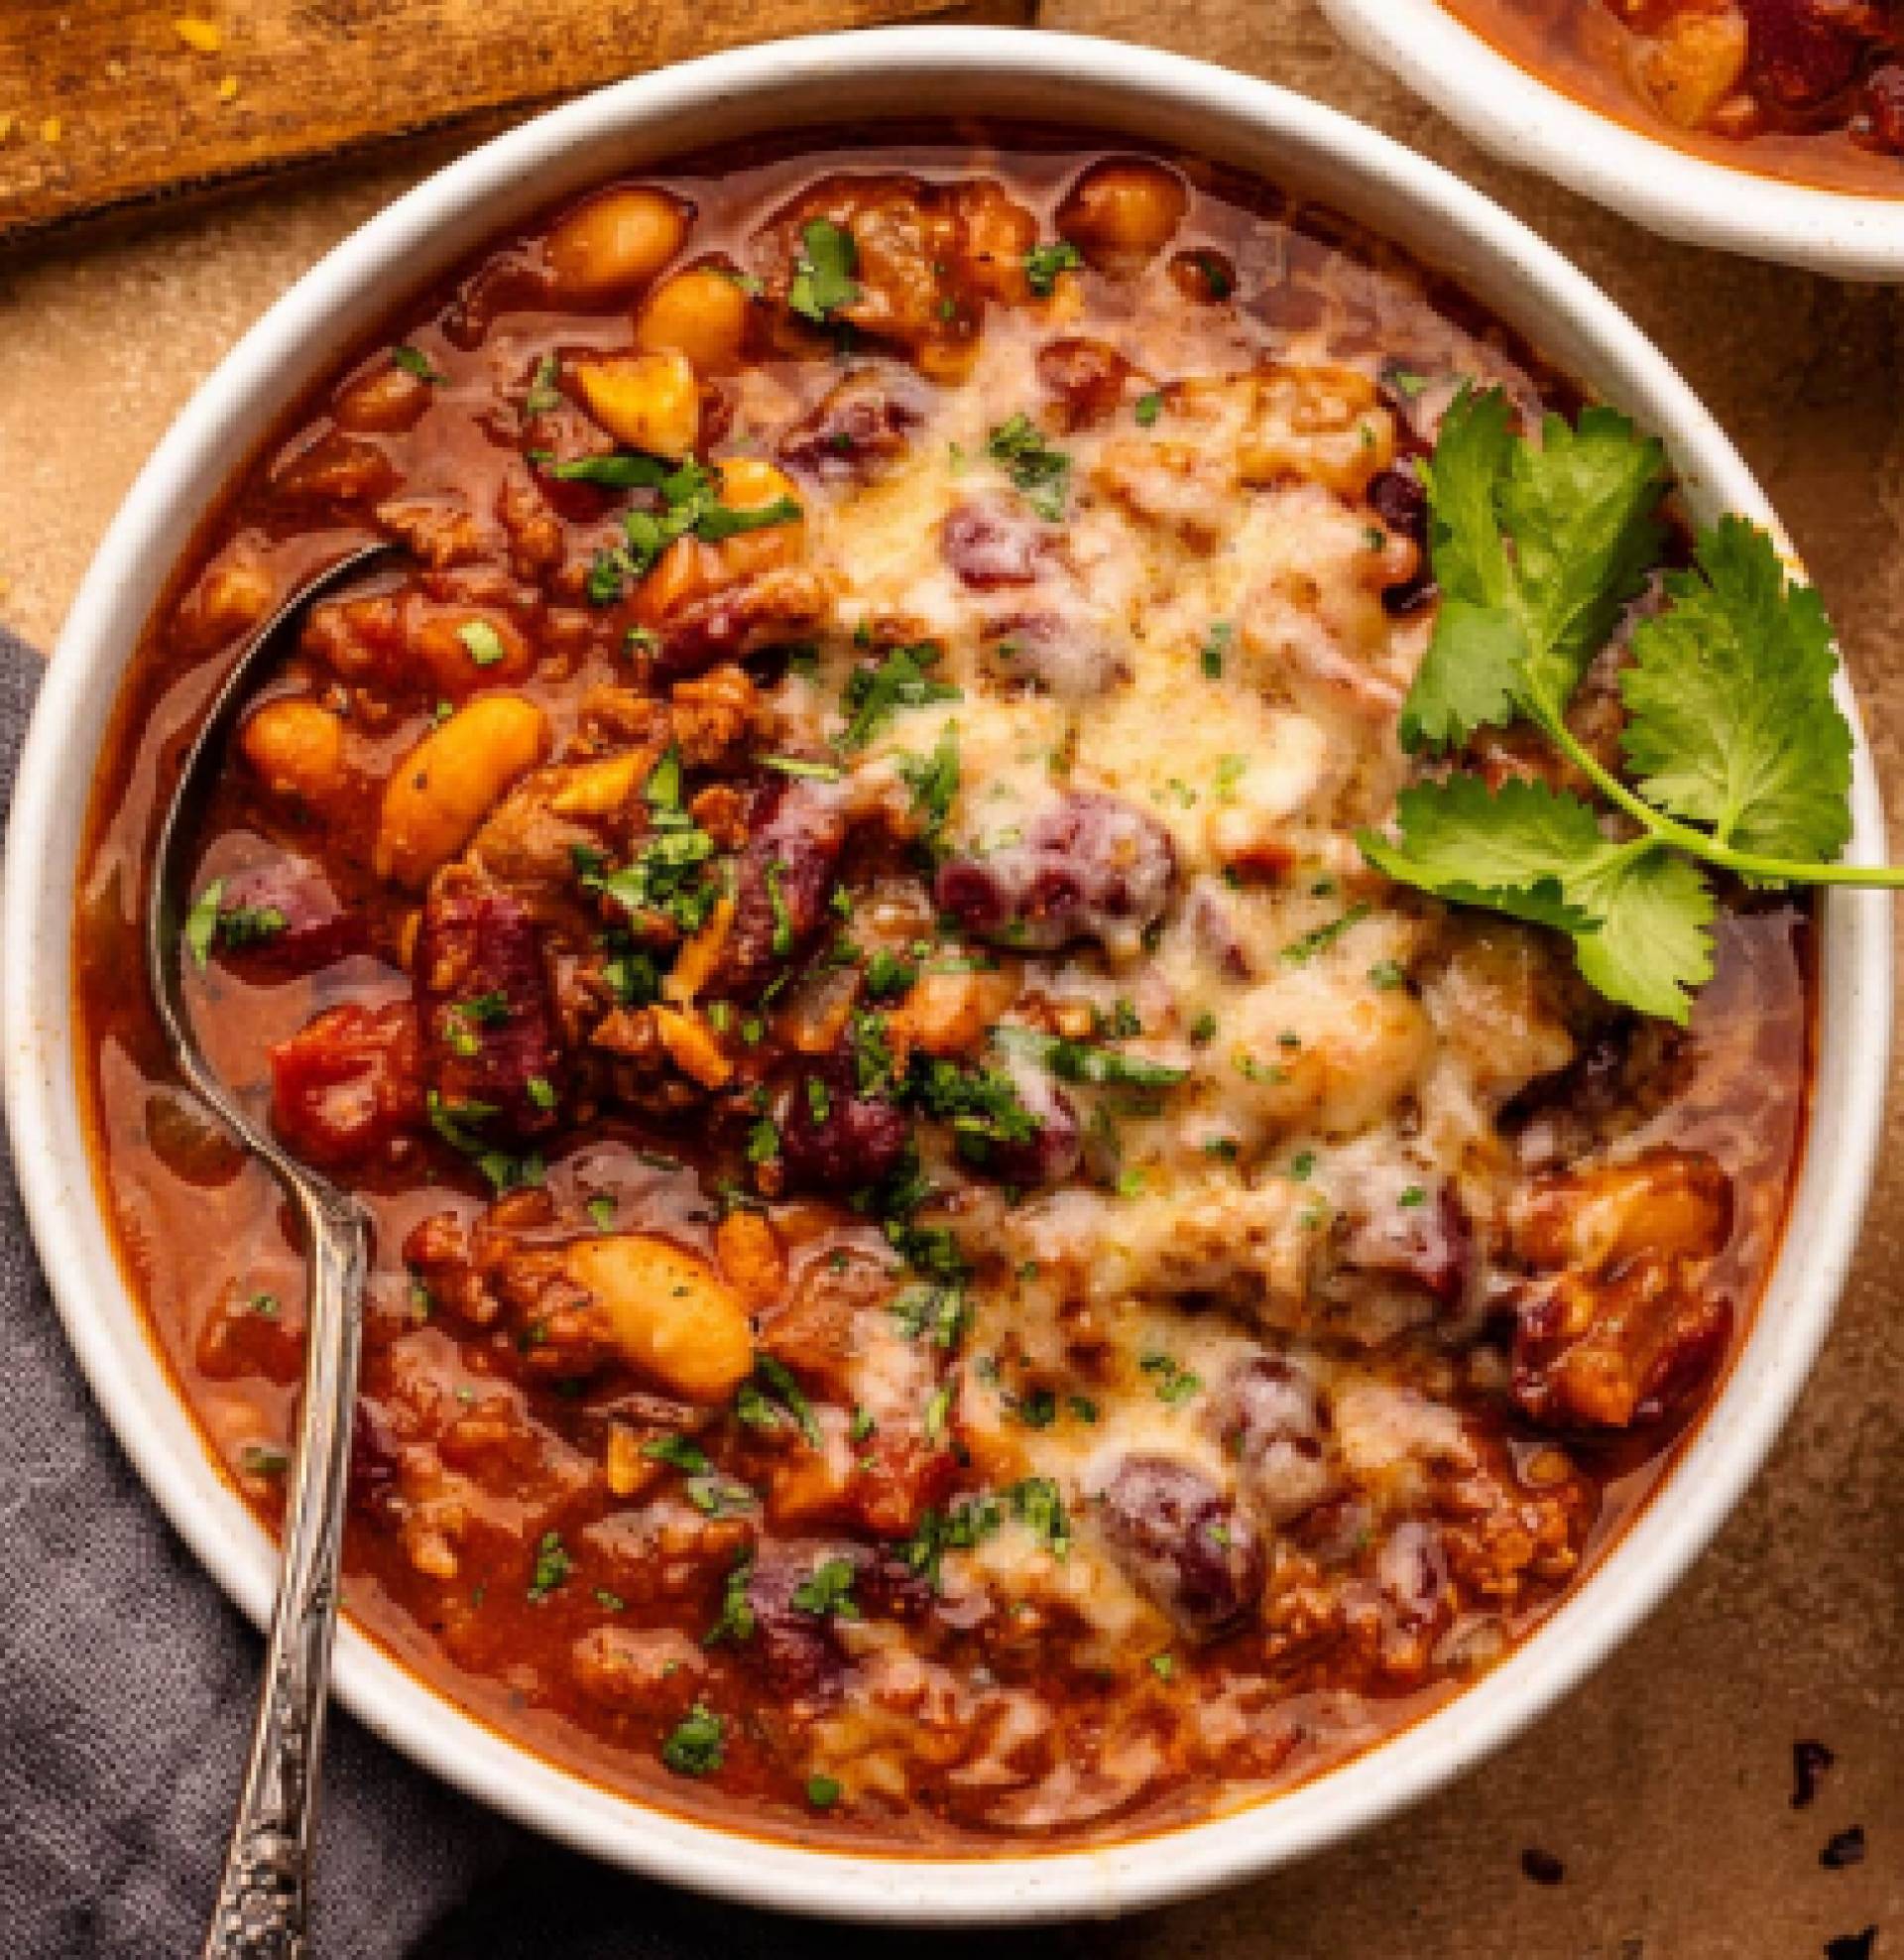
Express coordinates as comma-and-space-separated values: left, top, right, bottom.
0, 629, 1021, 1957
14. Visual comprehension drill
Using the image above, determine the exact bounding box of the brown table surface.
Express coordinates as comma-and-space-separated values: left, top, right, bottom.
2, 5, 1900, 1952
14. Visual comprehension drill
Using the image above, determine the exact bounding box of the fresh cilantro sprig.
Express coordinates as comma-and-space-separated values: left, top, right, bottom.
1360, 388, 1898, 1025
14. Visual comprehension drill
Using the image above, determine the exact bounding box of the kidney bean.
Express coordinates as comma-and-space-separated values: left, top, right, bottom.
982, 609, 1124, 698
416, 884, 564, 1137
1368, 465, 1428, 544
778, 366, 930, 483
1859, 63, 1904, 150
1213, 1355, 1339, 1528
348, 1399, 402, 1518
941, 494, 1049, 589
1094, 1454, 1264, 1641
711, 779, 846, 1001
1739, 0, 1862, 108
206, 857, 367, 979
744, 1543, 854, 1705
1036, 336, 1144, 429
934, 793, 1175, 955
777, 1050, 912, 1193
1338, 1183, 1473, 1312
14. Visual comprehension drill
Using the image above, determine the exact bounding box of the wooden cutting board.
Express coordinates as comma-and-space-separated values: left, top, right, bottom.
0, 0, 1036, 245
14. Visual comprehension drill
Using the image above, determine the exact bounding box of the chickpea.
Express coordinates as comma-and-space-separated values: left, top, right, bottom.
373, 693, 550, 887
572, 349, 700, 457
240, 698, 345, 807
1056, 159, 1190, 272
634, 265, 752, 373
543, 185, 690, 303
333, 362, 429, 433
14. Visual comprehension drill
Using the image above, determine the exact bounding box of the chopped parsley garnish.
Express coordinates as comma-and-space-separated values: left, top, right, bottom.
182, 878, 289, 967
987, 413, 1071, 523
863, 949, 918, 1002
1140, 1352, 1203, 1406
1023, 239, 1084, 296
704, 1549, 757, 1646
993, 1027, 1187, 1089
240, 1444, 289, 1476
752, 1353, 822, 1448
248, 1291, 281, 1317
805, 1775, 842, 1809
840, 641, 961, 748
1150, 1652, 1176, 1681
524, 354, 562, 414
791, 1554, 860, 1620
661, 1705, 726, 1776
456, 620, 507, 667
1398, 1184, 1428, 1208
1368, 959, 1407, 991
527, 1531, 571, 1602
745, 1117, 780, 1164
759, 754, 842, 782
908, 1054, 1039, 1164
425, 1091, 543, 1193
643, 1433, 713, 1475
1290, 1149, 1317, 1180
1200, 621, 1232, 679
788, 218, 860, 323
1134, 391, 1163, 428
392, 343, 442, 383
1280, 905, 1372, 965
902, 1494, 1003, 1590
576, 458, 801, 604
526, 1074, 557, 1111
585, 1194, 617, 1229
1009, 1476, 1071, 1555
536, 450, 670, 488
897, 722, 961, 854
765, 859, 794, 956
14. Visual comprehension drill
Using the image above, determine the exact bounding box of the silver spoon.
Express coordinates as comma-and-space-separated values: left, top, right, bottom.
147, 542, 400, 1960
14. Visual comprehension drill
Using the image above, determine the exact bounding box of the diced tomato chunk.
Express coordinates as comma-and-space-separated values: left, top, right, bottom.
270, 1002, 422, 1167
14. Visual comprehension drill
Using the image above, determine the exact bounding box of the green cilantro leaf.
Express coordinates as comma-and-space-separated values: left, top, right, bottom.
661, 1704, 725, 1776
1568, 845, 1715, 1024
1401, 388, 1668, 750
987, 413, 1071, 523
1620, 514, 1851, 865
788, 218, 859, 323
1358, 777, 1603, 934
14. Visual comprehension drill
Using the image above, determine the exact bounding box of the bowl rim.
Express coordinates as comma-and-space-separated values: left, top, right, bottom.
1317, 0, 1904, 279
3, 24, 1892, 1924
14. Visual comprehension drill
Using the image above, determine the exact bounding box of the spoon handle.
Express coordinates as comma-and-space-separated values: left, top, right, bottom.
201, 1180, 370, 1960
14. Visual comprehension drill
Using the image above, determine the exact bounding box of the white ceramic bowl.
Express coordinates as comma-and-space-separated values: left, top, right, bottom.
3, 26, 1892, 1924
1320, 0, 1904, 279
